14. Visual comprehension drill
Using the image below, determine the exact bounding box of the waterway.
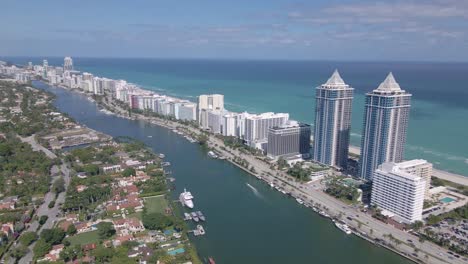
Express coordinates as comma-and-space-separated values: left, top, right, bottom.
34, 81, 412, 263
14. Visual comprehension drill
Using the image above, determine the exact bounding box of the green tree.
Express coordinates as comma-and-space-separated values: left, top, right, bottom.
39, 215, 48, 225
52, 177, 66, 194
92, 245, 113, 263
66, 224, 77, 236
96, 222, 115, 239
9, 245, 28, 260
142, 212, 174, 231
19, 231, 38, 246
122, 167, 136, 177
41, 228, 65, 245
33, 239, 52, 258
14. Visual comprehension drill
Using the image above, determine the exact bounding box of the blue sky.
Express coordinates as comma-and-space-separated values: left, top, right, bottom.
2, 0, 468, 61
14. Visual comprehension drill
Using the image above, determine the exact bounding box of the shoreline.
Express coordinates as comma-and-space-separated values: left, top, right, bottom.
348, 146, 468, 186
39, 81, 463, 264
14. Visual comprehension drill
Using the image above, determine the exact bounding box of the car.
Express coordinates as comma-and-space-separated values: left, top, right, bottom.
407, 239, 413, 243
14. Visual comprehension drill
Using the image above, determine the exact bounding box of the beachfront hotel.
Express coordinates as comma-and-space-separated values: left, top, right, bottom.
359, 73, 412, 180
371, 162, 426, 223
312, 70, 354, 170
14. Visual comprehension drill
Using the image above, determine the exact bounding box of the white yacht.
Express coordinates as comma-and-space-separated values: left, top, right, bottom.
179, 188, 194, 208
335, 222, 352, 235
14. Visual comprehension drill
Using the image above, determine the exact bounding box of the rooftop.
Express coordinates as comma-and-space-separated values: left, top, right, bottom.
374, 72, 403, 93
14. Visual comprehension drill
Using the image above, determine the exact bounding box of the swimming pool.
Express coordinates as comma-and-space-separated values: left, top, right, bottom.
168, 247, 185, 255
440, 197, 456, 203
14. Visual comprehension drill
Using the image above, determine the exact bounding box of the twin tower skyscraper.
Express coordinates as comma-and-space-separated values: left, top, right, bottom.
312, 70, 412, 180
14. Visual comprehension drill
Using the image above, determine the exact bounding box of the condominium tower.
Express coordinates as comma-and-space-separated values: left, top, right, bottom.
312, 70, 353, 170
64, 56, 73, 71
371, 162, 426, 223
198, 94, 224, 128
359, 73, 412, 180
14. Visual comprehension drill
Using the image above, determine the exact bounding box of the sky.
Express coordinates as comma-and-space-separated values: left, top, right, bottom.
2, 0, 468, 61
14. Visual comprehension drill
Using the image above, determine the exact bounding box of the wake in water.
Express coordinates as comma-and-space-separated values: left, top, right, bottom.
246, 183, 265, 200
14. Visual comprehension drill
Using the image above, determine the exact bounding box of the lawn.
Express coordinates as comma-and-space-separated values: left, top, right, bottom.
68, 230, 100, 246
144, 195, 168, 214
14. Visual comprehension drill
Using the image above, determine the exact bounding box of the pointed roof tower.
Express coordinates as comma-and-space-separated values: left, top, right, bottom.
376, 72, 402, 92
325, 69, 346, 86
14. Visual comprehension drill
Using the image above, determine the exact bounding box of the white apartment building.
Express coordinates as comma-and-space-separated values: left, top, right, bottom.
243, 112, 289, 147
222, 112, 239, 137
198, 94, 224, 123
178, 103, 197, 121
396, 159, 433, 198
371, 162, 426, 223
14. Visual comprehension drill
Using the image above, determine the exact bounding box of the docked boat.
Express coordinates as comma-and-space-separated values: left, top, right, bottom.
269, 182, 275, 188
191, 212, 199, 222
296, 198, 304, 205
195, 225, 205, 236
207, 151, 218, 158
208, 257, 216, 264
179, 189, 194, 208
184, 212, 192, 220
159, 153, 165, 158
196, 211, 206, 221
162, 161, 171, 166
335, 222, 352, 235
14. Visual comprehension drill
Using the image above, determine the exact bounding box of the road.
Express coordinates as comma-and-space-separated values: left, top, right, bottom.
18, 163, 70, 264
19, 135, 57, 159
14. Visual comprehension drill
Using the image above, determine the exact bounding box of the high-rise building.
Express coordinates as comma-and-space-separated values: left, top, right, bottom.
371, 162, 426, 223
42, 60, 48, 78
396, 159, 432, 198
64, 56, 73, 71
267, 121, 311, 159
198, 94, 224, 124
312, 70, 353, 170
359, 73, 412, 180
243, 112, 289, 149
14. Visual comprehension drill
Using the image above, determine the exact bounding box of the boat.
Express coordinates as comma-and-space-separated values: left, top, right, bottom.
162, 161, 171, 166
191, 212, 199, 222
159, 153, 165, 158
208, 257, 216, 264
184, 213, 192, 220
147, 135, 152, 138
296, 198, 304, 205
196, 224, 205, 235
269, 182, 275, 188
335, 222, 352, 235
207, 151, 218, 158
179, 189, 194, 208
196, 211, 206, 221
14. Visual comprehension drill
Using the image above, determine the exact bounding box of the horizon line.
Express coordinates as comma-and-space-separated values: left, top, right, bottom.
1, 55, 468, 64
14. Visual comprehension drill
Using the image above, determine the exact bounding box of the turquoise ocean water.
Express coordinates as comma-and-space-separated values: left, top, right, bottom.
4, 57, 468, 176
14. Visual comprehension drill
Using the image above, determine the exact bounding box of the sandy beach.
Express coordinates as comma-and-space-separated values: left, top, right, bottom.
349, 146, 468, 186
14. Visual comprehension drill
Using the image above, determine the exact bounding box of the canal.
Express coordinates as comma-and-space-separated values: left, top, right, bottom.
34, 81, 411, 264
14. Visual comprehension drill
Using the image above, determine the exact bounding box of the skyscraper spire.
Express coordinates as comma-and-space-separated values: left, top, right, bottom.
376, 72, 401, 92
325, 69, 346, 86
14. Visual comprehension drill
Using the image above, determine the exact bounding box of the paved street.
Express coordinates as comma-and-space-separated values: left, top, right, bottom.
18, 163, 70, 264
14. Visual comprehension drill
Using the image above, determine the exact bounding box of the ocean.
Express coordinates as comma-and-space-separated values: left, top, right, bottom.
4, 57, 468, 176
